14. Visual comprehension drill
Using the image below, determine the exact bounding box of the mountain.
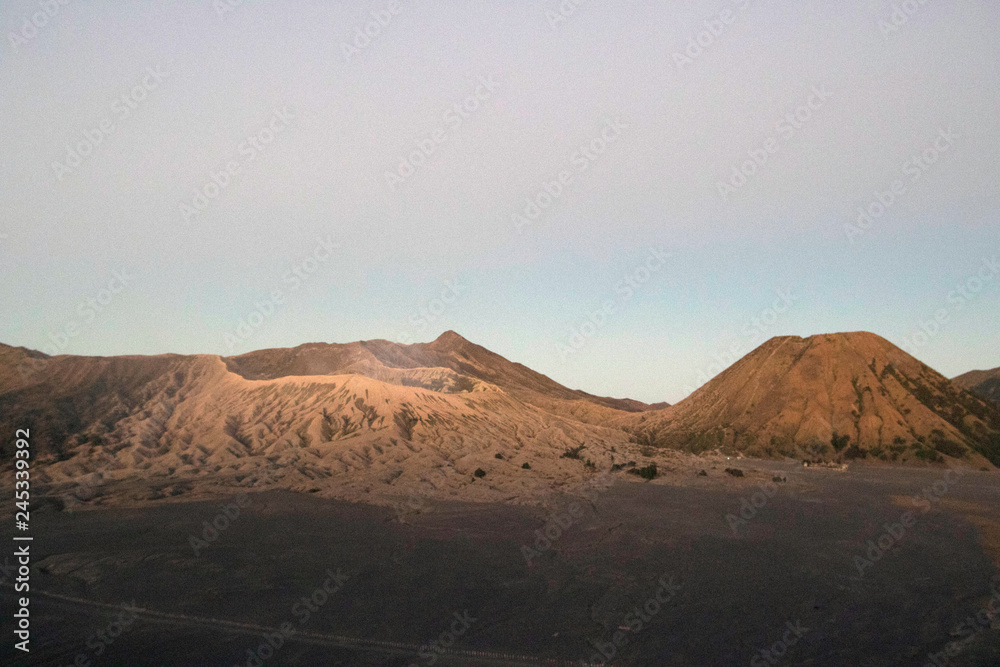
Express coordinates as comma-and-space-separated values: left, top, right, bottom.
3, 331, 996, 508
0, 334, 664, 504
626, 332, 1000, 467
222, 331, 666, 424
953, 366, 1000, 405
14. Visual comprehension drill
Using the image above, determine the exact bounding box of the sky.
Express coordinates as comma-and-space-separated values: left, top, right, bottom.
1, 0, 998, 404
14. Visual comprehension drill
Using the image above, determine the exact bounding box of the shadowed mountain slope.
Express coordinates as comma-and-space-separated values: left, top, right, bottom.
627, 332, 1000, 467
954, 366, 1000, 405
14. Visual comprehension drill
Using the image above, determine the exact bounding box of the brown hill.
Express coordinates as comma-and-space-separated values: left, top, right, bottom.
0, 334, 668, 505
627, 332, 1000, 467
953, 367, 1000, 405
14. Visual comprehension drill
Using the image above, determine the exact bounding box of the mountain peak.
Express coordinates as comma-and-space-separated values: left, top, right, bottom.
431, 330, 470, 347
632, 330, 1000, 466
768, 331, 887, 346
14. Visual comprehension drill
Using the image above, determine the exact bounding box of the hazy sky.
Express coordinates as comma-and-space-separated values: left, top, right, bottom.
2, 0, 998, 403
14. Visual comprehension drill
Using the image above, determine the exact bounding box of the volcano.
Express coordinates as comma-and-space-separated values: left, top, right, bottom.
627, 332, 1000, 467
0, 333, 667, 504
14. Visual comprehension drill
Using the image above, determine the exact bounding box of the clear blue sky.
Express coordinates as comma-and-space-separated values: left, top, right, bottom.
1, 0, 998, 403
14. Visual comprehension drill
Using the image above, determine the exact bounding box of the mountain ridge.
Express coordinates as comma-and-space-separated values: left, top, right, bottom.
221, 330, 667, 421
953, 366, 1000, 405
1, 329, 996, 511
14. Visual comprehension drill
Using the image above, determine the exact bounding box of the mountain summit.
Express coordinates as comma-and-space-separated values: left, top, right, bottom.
429, 329, 470, 348
629, 332, 1000, 466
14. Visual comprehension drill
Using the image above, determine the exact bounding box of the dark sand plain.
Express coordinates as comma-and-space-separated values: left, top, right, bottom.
2, 461, 999, 666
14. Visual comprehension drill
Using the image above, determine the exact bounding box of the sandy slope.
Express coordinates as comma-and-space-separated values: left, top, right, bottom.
0, 338, 676, 507
627, 332, 1000, 467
